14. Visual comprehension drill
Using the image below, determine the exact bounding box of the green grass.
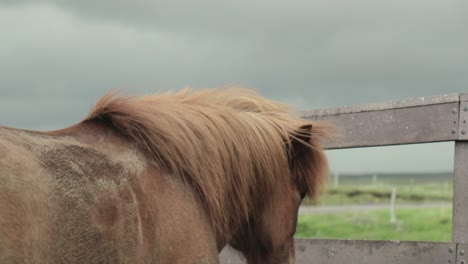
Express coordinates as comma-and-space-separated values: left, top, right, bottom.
297, 182, 453, 241
295, 207, 452, 242
303, 183, 453, 206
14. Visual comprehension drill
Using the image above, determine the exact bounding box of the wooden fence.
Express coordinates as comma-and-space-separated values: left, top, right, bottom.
220, 93, 468, 263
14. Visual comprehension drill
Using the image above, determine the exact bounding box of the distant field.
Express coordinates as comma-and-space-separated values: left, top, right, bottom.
295, 207, 452, 242
327, 172, 452, 185
297, 173, 453, 242
303, 182, 453, 206
302, 172, 453, 206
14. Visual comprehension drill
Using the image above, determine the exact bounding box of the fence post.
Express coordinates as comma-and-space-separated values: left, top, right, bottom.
452, 141, 468, 243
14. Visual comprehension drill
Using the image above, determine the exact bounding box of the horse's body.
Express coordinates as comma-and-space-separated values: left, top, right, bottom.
0, 88, 330, 263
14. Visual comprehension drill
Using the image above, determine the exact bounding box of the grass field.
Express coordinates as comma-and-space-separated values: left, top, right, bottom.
295, 207, 452, 242
297, 175, 453, 241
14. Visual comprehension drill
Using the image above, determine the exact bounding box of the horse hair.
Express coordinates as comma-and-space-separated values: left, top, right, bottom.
85, 87, 331, 236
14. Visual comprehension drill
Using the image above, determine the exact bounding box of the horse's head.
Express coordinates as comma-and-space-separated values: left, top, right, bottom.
230, 123, 329, 264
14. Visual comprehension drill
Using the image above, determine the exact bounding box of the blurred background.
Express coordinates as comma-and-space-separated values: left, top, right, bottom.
1, 0, 467, 242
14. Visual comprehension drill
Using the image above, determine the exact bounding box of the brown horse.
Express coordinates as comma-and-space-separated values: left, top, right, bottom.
0, 87, 330, 264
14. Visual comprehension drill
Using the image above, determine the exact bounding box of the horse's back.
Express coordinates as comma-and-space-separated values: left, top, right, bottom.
0, 126, 143, 263
0, 125, 219, 264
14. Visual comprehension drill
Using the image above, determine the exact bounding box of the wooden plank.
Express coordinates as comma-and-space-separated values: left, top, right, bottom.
459, 93, 468, 102
219, 239, 457, 264
302, 93, 460, 116
458, 101, 468, 140
303, 102, 460, 149
456, 243, 468, 264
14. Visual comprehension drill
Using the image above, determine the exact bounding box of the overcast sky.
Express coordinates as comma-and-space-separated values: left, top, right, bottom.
0, 0, 466, 173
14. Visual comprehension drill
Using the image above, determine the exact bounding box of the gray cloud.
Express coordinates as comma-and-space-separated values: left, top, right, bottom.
0, 1, 465, 172
2, 1, 467, 103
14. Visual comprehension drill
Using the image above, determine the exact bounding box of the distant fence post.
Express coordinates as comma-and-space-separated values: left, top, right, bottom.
372, 174, 378, 185
390, 187, 397, 224
333, 172, 339, 187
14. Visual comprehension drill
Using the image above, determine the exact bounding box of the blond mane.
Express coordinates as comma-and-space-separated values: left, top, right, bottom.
85, 87, 330, 235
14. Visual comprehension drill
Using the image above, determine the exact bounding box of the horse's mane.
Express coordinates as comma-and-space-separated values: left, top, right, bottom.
84, 87, 331, 235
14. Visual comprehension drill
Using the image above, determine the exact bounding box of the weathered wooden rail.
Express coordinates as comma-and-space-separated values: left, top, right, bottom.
220, 93, 468, 263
